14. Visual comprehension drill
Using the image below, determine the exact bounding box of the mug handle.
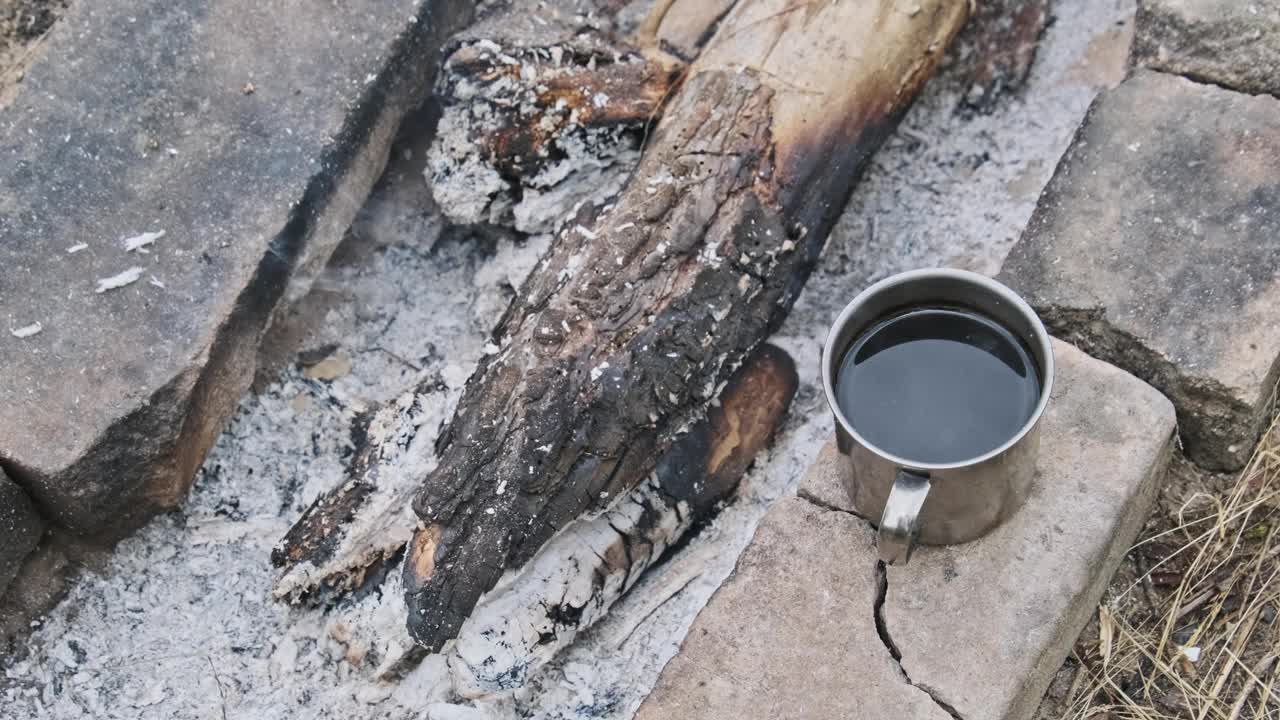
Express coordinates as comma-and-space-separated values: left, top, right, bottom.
878, 469, 931, 565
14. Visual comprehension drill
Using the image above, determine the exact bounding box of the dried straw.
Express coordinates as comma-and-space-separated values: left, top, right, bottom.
1067, 416, 1280, 720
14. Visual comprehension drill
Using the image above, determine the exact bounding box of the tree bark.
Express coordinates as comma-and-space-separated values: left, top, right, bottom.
425, 0, 724, 234
449, 343, 796, 697
956, 0, 1051, 111
403, 0, 970, 651
271, 372, 456, 604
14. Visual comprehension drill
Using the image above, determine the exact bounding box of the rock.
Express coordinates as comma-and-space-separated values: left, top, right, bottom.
1132, 0, 1280, 97
652, 340, 1175, 720
999, 70, 1280, 471
794, 440, 850, 512
0, 469, 44, 595
880, 340, 1175, 720
635, 497, 955, 720
0, 533, 78, 655
0, 0, 475, 536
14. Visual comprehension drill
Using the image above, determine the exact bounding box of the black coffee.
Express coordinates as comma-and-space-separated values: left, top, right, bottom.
836, 307, 1040, 465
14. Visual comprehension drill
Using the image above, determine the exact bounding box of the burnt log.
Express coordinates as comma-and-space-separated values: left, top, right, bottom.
450, 343, 796, 696
955, 0, 1051, 111
270, 0, 731, 606
271, 372, 456, 604
404, 0, 970, 651
426, 0, 726, 233
270, 344, 794, 683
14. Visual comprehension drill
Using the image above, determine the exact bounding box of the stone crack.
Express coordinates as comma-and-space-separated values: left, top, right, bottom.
874, 560, 966, 720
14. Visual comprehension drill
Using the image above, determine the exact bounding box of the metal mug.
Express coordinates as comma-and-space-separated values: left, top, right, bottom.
820, 269, 1055, 565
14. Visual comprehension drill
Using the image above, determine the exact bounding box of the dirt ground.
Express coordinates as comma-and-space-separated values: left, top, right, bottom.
0, 0, 66, 104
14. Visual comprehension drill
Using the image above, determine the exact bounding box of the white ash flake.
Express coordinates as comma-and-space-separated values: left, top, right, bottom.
9, 322, 42, 338
575, 224, 597, 240
94, 266, 145, 293
66, 243, 88, 254
2, 4, 1125, 718
590, 361, 610, 381
122, 229, 165, 253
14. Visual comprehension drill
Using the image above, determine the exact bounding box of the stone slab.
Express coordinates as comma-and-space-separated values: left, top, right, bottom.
880, 340, 1175, 720
635, 497, 955, 720
0, 468, 43, 596
0, 0, 474, 535
999, 70, 1280, 471
1132, 0, 1280, 97
642, 340, 1175, 720
795, 439, 848, 512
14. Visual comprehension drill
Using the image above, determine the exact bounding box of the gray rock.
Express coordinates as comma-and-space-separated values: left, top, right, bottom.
0, 469, 44, 596
660, 340, 1175, 720
0, 0, 474, 535
999, 70, 1280, 471
634, 496, 955, 720
1132, 0, 1280, 97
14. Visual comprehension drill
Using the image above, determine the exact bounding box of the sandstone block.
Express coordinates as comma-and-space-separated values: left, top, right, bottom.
1000, 70, 1280, 471
1132, 0, 1280, 97
643, 340, 1175, 720
635, 497, 955, 720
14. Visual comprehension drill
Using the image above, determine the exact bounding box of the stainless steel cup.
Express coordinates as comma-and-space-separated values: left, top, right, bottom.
821, 269, 1055, 565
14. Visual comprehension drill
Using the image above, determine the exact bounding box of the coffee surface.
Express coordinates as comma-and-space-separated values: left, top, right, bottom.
836, 307, 1040, 464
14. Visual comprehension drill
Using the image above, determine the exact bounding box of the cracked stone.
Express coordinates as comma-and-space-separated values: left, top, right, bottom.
795, 440, 849, 513
1132, 0, 1280, 97
999, 70, 1280, 471
796, 339, 1175, 720
0, 0, 474, 536
0, 467, 44, 596
634, 497, 955, 720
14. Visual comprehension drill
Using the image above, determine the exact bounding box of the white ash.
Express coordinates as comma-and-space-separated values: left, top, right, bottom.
1, 1, 1131, 718
269, 383, 452, 605
426, 42, 644, 234
94, 266, 145, 293
449, 472, 691, 699
1, 221, 546, 719
122, 230, 165, 253
9, 322, 42, 338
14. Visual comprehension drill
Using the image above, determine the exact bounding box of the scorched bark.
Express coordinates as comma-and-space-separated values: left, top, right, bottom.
404, 0, 970, 651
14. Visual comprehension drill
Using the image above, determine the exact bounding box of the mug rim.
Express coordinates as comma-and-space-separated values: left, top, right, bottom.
821, 268, 1055, 472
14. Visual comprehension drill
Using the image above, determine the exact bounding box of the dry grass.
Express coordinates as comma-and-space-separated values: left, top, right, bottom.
1063, 418, 1280, 720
